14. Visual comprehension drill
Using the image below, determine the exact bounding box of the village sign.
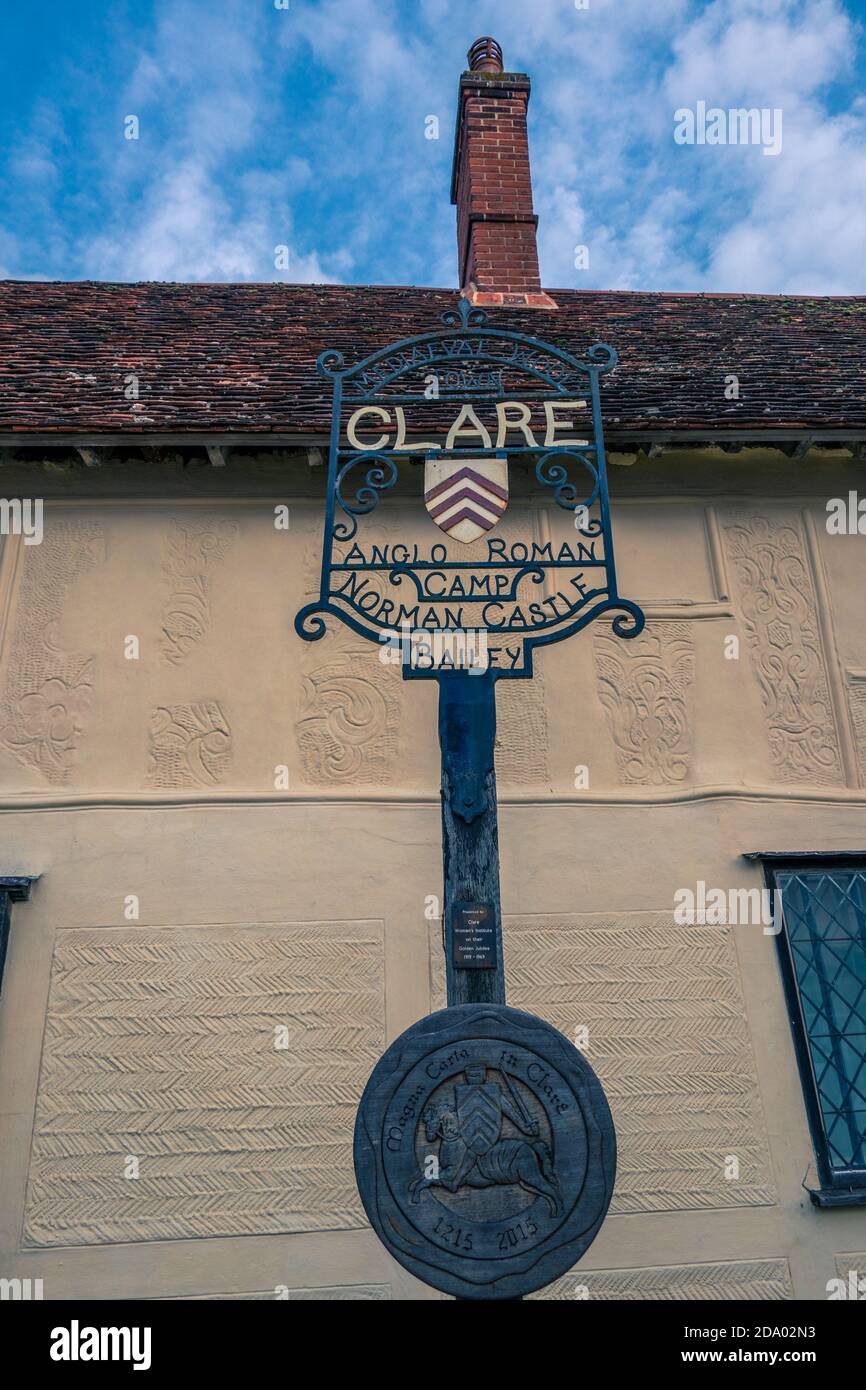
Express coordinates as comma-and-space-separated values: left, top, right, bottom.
297, 299, 644, 1299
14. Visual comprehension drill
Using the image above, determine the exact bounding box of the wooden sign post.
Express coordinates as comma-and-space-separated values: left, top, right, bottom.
297, 298, 644, 1299
438, 670, 504, 1006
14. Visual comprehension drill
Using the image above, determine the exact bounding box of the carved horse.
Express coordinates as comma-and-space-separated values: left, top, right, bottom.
409, 1103, 563, 1216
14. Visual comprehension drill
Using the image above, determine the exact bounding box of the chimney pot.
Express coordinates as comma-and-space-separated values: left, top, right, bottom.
451, 40, 556, 306
467, 36, 503, 73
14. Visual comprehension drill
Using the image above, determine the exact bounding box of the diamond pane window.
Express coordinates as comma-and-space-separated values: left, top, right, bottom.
756, 856, 866, 1202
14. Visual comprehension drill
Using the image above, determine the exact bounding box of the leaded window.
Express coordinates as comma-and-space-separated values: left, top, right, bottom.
753, 854, 866, 1205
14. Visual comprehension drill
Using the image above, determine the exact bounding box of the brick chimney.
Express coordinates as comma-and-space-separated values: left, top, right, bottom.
451, 37, 556, 309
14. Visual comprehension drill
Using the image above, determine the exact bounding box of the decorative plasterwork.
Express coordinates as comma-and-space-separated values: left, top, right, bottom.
595, 621, 694, 785
723, 513, 843, 785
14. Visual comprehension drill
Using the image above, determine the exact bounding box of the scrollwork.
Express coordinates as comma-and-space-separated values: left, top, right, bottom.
440, 300, 486, 329
535, 449, 600, 514
316, 348, 345, 377
586, 342, 618, 373
294, 605, 329, 641
334, 452, 398, 541
611, 602, 646, 638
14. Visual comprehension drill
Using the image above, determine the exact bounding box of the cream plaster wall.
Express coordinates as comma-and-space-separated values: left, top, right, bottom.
1, 450, 865, 1300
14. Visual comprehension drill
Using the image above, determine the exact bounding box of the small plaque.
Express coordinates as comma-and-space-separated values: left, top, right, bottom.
452, 902, 496, 969
354, 1003, 616, 1300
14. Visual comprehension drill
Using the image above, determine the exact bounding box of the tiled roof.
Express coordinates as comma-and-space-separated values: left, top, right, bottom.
1, 281, 865, 436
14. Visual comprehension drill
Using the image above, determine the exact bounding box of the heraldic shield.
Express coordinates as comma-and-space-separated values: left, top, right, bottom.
424, 455, 509, 544
353, 1003, 618, 1300
455, 1078, 503, 1155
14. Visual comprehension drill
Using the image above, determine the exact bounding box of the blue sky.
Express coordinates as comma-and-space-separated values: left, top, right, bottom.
1, 0, 865, 292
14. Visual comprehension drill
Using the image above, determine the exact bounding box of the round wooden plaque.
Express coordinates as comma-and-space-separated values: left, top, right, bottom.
354, 1003, 616, 1300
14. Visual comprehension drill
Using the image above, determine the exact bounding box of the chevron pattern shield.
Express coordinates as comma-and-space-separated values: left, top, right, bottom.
455, 1081, 503, 1155
424, 456, 509, 544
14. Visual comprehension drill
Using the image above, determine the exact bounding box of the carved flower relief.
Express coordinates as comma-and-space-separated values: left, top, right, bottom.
146, 701, 232, 788
725, 519, 806, 621
595, 624, 694, 785
161, 578, 210, 665
0, 667, 94, 784
160, 519, 238, 665
164, 518, 238, 581
0, 521, 104, 786
296, 641, 400, 784
723, 514, 843, 784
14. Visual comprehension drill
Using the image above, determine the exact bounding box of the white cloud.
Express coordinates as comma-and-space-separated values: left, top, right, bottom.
2, 0, 864, 292
530, 0, 866, 291
665, 0, 852, 105
86, 158, 335, 282
663, 0, 866, 291
283, 0, 432, 106
76, 0, 342, 281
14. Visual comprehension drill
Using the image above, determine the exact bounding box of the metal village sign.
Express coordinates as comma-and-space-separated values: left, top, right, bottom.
296, 299, 644, 1300
296, 297, 644, 678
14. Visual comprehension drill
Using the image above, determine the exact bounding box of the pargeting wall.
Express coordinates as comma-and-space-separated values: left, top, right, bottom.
2, 451, 866, 1299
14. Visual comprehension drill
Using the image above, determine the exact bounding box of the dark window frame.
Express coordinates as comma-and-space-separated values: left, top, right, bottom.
0, 875, 36, 994
745, 851, 866, 1208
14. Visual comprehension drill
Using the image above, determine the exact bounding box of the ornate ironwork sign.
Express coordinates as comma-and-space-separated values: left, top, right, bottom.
295, 298, 644, 677
354, 1004, 616, 1300
299, 296, 640, 1299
